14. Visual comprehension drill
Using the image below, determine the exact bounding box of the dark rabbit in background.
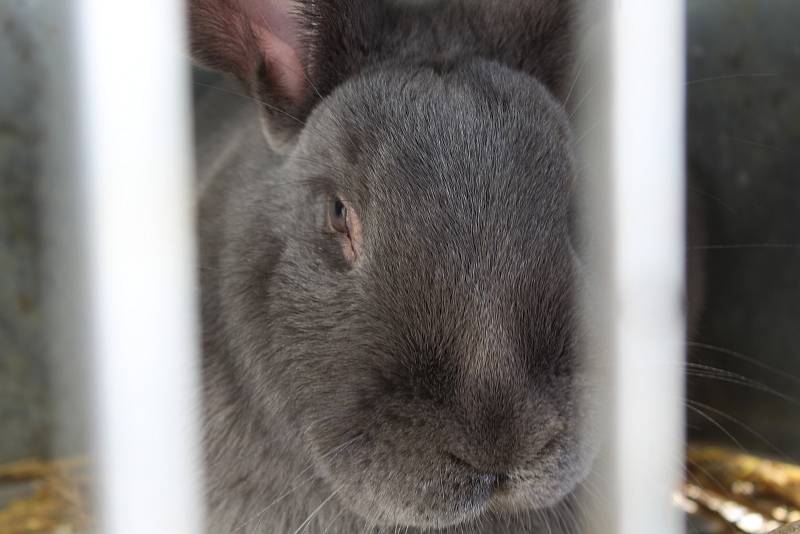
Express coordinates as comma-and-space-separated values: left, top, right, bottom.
191, 0, 596, 532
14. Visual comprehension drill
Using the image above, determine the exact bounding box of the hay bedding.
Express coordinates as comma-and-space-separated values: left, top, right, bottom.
0, 449, 798, 534
0, 459, 90, 534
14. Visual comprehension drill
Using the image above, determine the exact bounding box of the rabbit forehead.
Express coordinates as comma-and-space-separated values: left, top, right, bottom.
299, 59, 573, 211
283, 62, 577, 343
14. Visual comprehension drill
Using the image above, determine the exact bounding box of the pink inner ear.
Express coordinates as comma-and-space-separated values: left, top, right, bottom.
242, 0, 308, 104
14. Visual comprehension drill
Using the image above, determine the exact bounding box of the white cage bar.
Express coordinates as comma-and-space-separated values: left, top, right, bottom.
67, 1, 204, 533
581, 0, 688, 533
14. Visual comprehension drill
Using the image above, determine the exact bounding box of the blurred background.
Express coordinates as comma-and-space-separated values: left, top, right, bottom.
1, 1, 59, 463
684, 0, 800, 457
0, 0, 798, 532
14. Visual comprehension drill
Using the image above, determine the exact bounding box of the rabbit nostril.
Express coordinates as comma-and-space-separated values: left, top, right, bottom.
446, 453, 511, 483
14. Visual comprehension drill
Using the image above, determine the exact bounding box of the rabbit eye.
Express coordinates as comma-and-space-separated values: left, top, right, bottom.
329, 196, 350, 235
327, 195, 362, 264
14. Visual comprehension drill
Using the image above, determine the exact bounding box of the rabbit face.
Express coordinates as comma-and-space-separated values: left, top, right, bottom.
211, 59, 594, 529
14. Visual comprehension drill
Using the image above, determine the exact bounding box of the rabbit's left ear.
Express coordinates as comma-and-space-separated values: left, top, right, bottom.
189, 0, 381, 151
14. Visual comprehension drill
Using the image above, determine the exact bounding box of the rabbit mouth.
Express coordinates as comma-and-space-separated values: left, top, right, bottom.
321, 443, 587, 530
341, 468, 499, 530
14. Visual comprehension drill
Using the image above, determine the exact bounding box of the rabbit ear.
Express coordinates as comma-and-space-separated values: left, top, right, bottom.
189, 0, 310, 150
189, 0, 379, 151
464, 0, 576, 101
190, 0, 305, 98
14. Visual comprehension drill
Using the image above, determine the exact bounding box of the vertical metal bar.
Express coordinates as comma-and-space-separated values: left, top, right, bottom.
579, 0, 687, 533
70, 1, 204, 533
610, 1, 687, 533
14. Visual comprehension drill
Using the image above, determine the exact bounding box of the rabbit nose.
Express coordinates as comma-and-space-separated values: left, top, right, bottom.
450, 385, 564, 475
445, 452, 512, 488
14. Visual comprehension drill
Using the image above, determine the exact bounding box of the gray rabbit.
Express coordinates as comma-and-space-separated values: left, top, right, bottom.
192, 0, 595, 532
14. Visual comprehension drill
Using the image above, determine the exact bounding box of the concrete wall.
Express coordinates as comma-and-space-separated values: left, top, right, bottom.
0, 1, 52, 462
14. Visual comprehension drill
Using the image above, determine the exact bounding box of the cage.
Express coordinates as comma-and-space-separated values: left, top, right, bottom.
0, 1, 798, 533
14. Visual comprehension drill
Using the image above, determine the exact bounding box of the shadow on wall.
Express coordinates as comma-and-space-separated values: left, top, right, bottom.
686, 0, 800, 456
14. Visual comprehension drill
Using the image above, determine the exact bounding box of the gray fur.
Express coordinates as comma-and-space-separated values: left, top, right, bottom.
193, 1, 594, 532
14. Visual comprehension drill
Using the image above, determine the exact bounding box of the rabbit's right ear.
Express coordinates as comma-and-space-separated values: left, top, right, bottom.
189, 0, 379, 151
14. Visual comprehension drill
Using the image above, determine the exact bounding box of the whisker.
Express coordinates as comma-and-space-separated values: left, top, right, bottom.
686, 369, 800, 406
564, 52, 589, 108
193, 80, 306, 126
689, 341, 800, 385
688, 399, 796, 462
684, 454, 744, 501
686, 185, 737, 214
291, 485, 344, 534
723, 136, 782, 152
573, 119, 602, 147
233, 471, 319, 532
686, 402, 748, 452
568, 83, 594, 121
690, 244, 800, 252
321, 508, 347, 534
686, 72, 780, 86
232, 434, 362, 531
590, 356, 800, 407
